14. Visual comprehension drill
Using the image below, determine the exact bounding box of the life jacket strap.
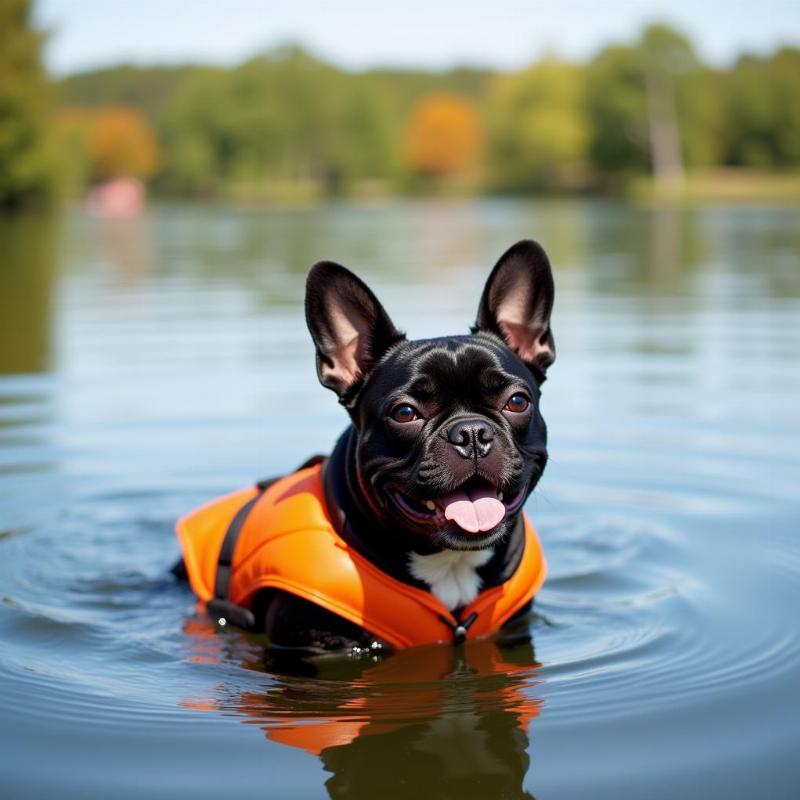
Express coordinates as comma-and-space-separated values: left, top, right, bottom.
208, 454, 327, 630
209, 491, 261, 629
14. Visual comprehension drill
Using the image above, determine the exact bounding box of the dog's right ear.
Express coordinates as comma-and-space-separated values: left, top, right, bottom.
305, 262, 405, 401
474, 239, 556, 381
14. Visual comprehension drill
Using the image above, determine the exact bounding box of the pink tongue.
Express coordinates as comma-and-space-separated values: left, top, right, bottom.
441, 485, 506, 533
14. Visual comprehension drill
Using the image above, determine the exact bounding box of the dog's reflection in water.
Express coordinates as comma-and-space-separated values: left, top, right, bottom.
183, 619, 542, 800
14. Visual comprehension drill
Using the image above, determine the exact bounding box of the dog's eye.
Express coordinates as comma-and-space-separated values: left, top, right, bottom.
390, 404, 419, 423
504, 393, 530, 413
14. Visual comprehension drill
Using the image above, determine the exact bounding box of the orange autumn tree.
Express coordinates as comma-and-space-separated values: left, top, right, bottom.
404, 94, 484, 177
87, 107, 161, 183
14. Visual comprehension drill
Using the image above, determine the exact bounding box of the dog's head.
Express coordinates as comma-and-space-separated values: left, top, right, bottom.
305, 240, 555, 551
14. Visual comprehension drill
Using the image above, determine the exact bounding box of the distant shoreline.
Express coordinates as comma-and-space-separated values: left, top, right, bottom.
71, 172, 800, 214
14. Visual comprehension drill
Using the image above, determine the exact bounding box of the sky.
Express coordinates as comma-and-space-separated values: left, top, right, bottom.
36, 0, 800, 76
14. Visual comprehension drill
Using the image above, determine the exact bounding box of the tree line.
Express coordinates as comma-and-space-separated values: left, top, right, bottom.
2, 0, 799, 209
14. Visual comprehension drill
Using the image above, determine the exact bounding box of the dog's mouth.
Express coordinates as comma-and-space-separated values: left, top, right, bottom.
390, 477, 527, 535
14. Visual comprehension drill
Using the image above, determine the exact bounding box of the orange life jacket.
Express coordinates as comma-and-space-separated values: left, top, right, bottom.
176, 461, 547, 649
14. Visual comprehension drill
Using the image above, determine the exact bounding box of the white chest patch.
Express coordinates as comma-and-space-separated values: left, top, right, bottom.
408, 549, 493, 610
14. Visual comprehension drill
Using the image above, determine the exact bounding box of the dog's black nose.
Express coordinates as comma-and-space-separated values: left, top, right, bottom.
447, 418, 494, 459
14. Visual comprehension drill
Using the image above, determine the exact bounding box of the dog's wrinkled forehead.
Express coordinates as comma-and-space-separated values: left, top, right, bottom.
365, 335, 535, 410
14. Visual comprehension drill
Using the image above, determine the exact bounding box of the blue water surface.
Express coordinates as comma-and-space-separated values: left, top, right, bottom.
1, 199, 799, 799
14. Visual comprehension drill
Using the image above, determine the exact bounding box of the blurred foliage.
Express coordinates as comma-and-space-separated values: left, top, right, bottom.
721, 48, 800, 168
585, 44, 650, 180
404, 94, 483, 177
53, 105, 161, 193
0, 0, 57, 210
487, 58, 589, 191
155, 48, 395, 197
87, 107, 160, 181
55, 52, 501, 198
3, 11, 800, 208
585, 26, 722, 187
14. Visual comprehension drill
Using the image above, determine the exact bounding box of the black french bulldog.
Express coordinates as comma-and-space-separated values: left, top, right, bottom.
253, 239, 556, 656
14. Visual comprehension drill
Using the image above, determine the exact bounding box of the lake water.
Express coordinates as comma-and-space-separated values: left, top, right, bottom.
1, 199, 799, 799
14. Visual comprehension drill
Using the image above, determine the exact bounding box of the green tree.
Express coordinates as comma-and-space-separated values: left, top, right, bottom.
722, 48, 800, 168
487, 58, 589, 191
0, 0, 55, 210
322, 79, 394, 192
158, 46, 394, 196
586, 24, 718, 186
585, 44, 649, 179
46, 25, 800, 199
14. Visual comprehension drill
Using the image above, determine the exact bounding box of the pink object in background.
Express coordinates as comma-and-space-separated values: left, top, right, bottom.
85, 178, 146, 218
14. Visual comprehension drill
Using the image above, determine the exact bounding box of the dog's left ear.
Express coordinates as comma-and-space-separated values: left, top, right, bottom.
306, 261, 405, 401
474, 239, 556, 380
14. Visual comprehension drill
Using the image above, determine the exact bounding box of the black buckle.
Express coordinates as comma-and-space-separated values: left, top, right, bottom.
206, 598, 256, 630
439, 611, 479, 644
